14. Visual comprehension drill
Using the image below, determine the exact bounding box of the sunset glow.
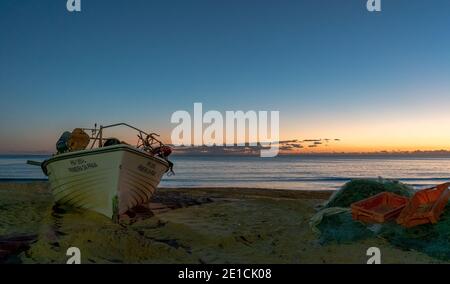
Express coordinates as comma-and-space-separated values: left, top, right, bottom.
1, 1, 450, 154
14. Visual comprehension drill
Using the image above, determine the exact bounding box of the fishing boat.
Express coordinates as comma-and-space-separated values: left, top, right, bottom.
30, 123, 173, 220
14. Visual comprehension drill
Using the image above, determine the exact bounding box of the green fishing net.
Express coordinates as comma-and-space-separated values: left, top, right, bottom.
317, 211, 375, 244
325, 178, 413, 208
315, 179, 450, 261
380, 207, 450, 260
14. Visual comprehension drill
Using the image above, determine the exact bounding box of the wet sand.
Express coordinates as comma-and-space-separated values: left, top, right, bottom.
0, 182, 443, 264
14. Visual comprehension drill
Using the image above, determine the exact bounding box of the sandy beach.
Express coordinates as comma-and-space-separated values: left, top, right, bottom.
0, 182, 444, 264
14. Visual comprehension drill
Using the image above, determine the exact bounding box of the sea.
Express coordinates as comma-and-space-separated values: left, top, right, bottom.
1, 154, 450, 191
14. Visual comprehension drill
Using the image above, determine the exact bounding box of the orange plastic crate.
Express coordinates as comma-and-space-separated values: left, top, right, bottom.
397, 183, 450, 228
351, 192, 410, 223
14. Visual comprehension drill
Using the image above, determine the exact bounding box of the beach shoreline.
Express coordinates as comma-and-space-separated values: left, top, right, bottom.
0, 182, 444, 264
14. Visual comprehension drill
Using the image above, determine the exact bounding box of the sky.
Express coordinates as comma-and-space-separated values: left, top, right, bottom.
1, 0, 450, 153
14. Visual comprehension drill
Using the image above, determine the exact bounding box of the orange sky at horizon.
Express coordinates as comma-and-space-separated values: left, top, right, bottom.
3, 123, 450, 154
2, 100, 450, 154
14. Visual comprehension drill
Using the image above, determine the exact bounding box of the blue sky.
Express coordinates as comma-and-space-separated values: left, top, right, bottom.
1, 0, 450, 152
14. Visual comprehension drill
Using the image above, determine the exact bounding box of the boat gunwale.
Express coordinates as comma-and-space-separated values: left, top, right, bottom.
41, 144, 169, 176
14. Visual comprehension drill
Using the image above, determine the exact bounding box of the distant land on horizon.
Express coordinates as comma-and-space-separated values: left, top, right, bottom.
4, 148, 450, 158
172, 146, 450, 157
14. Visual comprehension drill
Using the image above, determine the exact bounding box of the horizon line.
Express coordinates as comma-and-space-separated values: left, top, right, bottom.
3, 149, 450, 157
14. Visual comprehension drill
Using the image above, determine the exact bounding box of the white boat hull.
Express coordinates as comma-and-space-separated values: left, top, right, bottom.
42, 145, 169, 219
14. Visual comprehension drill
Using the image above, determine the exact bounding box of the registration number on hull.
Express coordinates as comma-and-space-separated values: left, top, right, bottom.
67, 158, 98, 173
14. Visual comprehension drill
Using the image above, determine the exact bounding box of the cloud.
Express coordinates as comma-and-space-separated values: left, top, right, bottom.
169, 137, 341, 155
302, 139, 322, 142
290, 144, 304, 149
278, 139, 300, 144
280, 146, 294, 151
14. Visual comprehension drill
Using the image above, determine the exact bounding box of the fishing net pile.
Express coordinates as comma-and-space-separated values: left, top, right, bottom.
311, 178, 450, 261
